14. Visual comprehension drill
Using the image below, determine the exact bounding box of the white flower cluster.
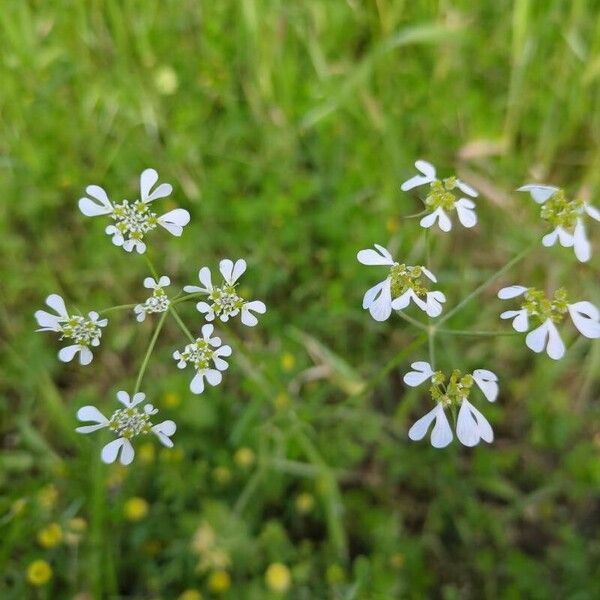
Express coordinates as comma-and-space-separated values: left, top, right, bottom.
36, 168, 267, 464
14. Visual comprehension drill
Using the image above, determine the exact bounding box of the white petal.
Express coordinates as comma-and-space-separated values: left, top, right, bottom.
421, 266, 437, 283
241, 300, 267, 326
158, 276, 171, 287
219, 258, 247, 284
525, 321, 549, 354
357, 245, 395, 266
45, 294, 68, 318
403, 361, 434, 387
116, 391, 131, 407
455, 202, 477, 228
78, 185, 113, 216
456, 179, 478, 198
131, 392, 146, 407
500, 309, 529, 333
158, 208, 190, 236
516, 184, 559, 204
408, 406, 438, 441
76, 405, 109, 431
143, 277, 157, 289
78, 346, 93, 366
469, 403, 494, 443
498, 285, 528, 300
390, 288, 414, 310
101, 438, 134, 465
584, 203, 600, 222
430, 406, 453, 448
183, 285, 203, 293
421, 207, 451, 231
573, 219, 591, 262
152, 420, 176, 447
457, 400, 480, 447
424, 291, 446, 318
140, 168, 172, 203
196, 301, 211, 314
568, 301, 600, 339
542, 228, 559, 247
201, 323, 215, 340
365, 278, 392, 321
401, 160, 436, 191
557, 227, 575, 248
545, 320, 565, 360
472, 369, 499, 402
190, 372, 206, 394
198, 266, 213, 292
58, 344, 81, 363
437, 209, 452, 232
204, 369, 222, 386
35, 310, 62, 331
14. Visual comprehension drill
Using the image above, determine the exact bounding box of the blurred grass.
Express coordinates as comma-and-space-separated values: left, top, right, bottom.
1, 1, 600, 598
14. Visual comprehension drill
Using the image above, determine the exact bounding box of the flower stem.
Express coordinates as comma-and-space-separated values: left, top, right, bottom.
98, 303, 137, 315
168, 304, 195, 342
172, 292, 204, 305
436, 328, 521, 337
133, 310, 168, 395
395, 310, 428, 331
437, 242, 536, 327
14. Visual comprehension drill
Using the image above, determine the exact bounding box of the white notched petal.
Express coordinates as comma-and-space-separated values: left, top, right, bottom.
78, 346, 93, 366
430, 405, 454, 448
356, 244, 395, 266
403, 361, 434, 387
584, 203, 600, 222
157, 275, 171, 288
75, 405, 109, 433
420, 207, 452, 232
190, 372, 206, 394
546, 320, 565, 360
472, 369, 499, 402
423, 291, 446, 318
525, 321, 549, 354
140, 168, 173, 203
573, 219, 591, 262
457, 400, 493, 446
219, 258, 247, 285
568, 301, 600, 339
201, 323, 215, 341
500, 309, 529, 333
196, 301, 211, 315
58, 344, 81, 363
152, 420, 176, 447
205, 368, 223, 386
143, 277, 158, 289
408, 405, 438, 441
390, 288, 415, 311
131, 392, 146, 407
101, 438, 134, 465
241, 300, 267, 326
400, 160, 436, 191
363, 278, 392, 322
542, 227, 574, 248
526, 319, 564, 360
498, 285, 528, 300
516, 184, 559, 204
45, 294, 68, 318
116, 391, 131, 406
35, 310, 62, 331
197, 266, 213, 292
79, 185, 113, 216
158, 208, 190, 237
456, 179, 479, 198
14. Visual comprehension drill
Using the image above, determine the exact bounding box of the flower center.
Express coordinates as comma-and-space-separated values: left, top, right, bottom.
143, 289, 170, 314
59, 316, 102, 347
112, 200, 158, 241
109, 407, 152, 439
539, 189, 583, 231
426, 178, 459, 212
208, 285, 245, 319
389, 263, 428, 298
179, 338, 215, 370
521, 287, 569, 324
429, 369, 473, 407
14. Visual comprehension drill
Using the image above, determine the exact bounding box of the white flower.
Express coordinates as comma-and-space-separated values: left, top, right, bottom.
498, 285, 600, 360
76, 390, 176, 465
183, 259, 266, 327
173, 324, 233, 394
134, 276, 171, 322
404, 361, 496, 448
401, 160, 479, 232
517, 184, 599, 262
78, 168, 191, 254
35, 294, 107, 365
357, 244, 445, 321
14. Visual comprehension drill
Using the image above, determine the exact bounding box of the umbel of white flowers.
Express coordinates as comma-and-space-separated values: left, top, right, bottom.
76, 391, 176, 465
78, 168, 191, 254
184, 259, 267, 327
404, 362, 498, 448
517, 184, 600, 262
357, 244, 446, 321
401, 160, 479, 232
35, 294, 107, 365
173, 324, 233, 394
498, 285, 600, 360
134, 276, 171, 322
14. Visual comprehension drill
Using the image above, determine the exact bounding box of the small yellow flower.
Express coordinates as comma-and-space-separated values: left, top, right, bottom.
124, 497, 149, 521
212, 466, 232, 485
37, 523, 63, 548
234, 447, 255, 469
178, 590, 203, 600
37, 484, 58, 509
138, 442, 156, 464
154, 65, 179, 95
27, 560, 53, 586
65, 517, 87, 545
281, 352, 296, 372
191, 522, 215, 554
295, 492, 314, 514
265, 563, 291, 593
207, 570, 231, 594
163, 391, 181, 408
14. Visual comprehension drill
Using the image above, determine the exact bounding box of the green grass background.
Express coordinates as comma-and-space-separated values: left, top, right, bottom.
2, 1, 600, 598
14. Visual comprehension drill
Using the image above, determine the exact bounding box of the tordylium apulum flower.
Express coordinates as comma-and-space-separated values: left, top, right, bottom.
498, 285, 600, 360
404, 362, 498, 448
183, 259, 267, 326
134, 276, 171, 322
78, 168, 191, 254
76, 390, 176, 465
357, 244, 445, 321
173, 324, 233, 394
35, 294, 107, 365
517, 184, 599, 262
401, 160, 479, 232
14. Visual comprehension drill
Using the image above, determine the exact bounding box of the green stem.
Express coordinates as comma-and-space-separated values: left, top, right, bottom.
98, 303, 137, 315
133, 311, 168, 395
169, 304, 195, 342
144, 254, 159, 279
437, 243, 536, 327
436, 328, 521, 337
428, 326, 436, 369
172, 292, 205, 305
395, 310, 428, 331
